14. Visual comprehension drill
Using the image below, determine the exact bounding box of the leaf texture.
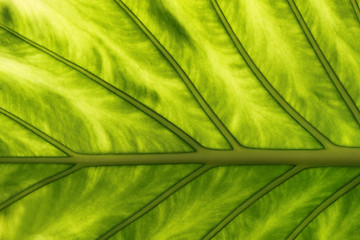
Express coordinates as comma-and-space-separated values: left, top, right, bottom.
0, 0, 360, 239
0, 165, 199, 239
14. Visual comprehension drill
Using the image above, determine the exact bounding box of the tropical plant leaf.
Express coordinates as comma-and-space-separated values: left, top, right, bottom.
0, 0, 359, 239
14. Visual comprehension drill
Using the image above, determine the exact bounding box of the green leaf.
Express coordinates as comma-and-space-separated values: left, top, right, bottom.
0, 0, 359, 239
0, 165, 200, 239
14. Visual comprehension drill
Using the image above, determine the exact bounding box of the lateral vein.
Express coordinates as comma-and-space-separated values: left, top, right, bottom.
98, 164, 213, 240
0, 106, 75, 156
113, 0, 242, 150
210, 0, 333, 149
351, 0, 360, 23
0, 164, 82, 211
0, 24, 202, 151
203, 165, 306, 240
287, 0, 360, 126
287, 174, 360, 240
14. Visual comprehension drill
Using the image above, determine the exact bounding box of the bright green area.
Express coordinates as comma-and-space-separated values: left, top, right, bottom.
297, 184, 360, 240
1, 0, 323, 149
0, 164, 199, 239
120, 0, 321, 149
0, 0, 359, 239
0, 0, 229, 150
213, 167, 360, 239
295, 0, 360, 110
0, 164, 69, 203
0, 114, 64, 156
112, 165, 290, 239
217, 0, 360, 147
0, 28, 192, 154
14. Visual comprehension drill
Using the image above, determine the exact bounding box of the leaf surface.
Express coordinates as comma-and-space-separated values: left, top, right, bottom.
296, 182, 360, 240
111, 165, 290, 240
0, 165, 199, 239
0, 0, 360, 239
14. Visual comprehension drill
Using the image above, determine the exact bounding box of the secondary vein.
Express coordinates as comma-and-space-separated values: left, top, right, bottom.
0, 164, 82, 211
0, 106, 76, 156
351, 0, 360, 23
0, 23, 202, 151
113, 0, 242, 150
287, 174, 360, 240
287, 0, 360, 126
202, 165, 306, 240
97, 164, 213, 240
210, 0, 333, 149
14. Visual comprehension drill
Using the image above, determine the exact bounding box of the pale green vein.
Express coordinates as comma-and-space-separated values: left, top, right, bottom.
287, 174, 360, 240
351, 0, 360, 22
0, 106, 75, 156
209, 0, 333, 149
203, 165, 306, 240
113, 0, 242, 150
0, 24, 202, 151
287, 0, 360, 126
0, 164, 82, 211
98, 164, 213, 240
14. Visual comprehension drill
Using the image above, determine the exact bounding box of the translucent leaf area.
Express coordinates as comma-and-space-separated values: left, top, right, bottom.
0, 0, 360, 239
0, 165, 199, 239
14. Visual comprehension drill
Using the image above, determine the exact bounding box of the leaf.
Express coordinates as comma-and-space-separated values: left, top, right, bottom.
0, 0, 359, 239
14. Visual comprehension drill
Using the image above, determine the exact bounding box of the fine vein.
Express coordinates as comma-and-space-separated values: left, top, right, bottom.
0, 164, 82, 211
114, 0, 242, 150
351, 0, 360, 23
210, 0, 333, 149
287, 0, 360, 126
203, 165, 306, 240
0, 106, 75, 156
98, 164, 213, 240
287, 174, 360, 239
0, 24, 202, 151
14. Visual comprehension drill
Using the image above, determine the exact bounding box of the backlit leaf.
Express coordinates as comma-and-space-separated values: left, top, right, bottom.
0, 0, 359, 239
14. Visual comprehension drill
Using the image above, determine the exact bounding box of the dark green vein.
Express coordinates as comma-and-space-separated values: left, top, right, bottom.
0, 106, 75, 156
0, 164, 82, 211
287, 174, 360, 240
203, 165, 306, 240
98, 164, 213, 240
0, 24, 202, 151
287, 0, 360, 125
114, 0, 242, 150
210, 0, 333, 149
351, 0, 360, 22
